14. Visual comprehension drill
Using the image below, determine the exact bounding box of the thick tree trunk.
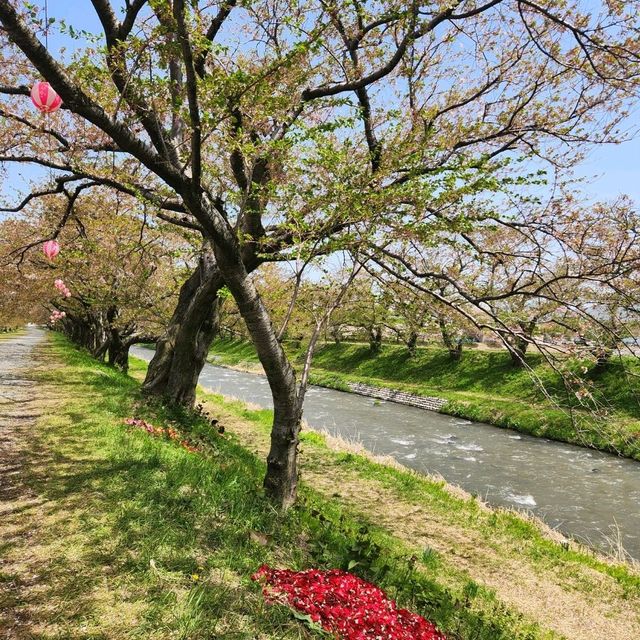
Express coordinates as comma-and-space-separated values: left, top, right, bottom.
143, 249, 224, 406
109, 340, 131, 372
60, 311, 110, 358
164, 297, 221, 406
88, 311, 110, 355
107, 327, 132, 372
94, 336, 110, 361
210, 243, 301, 509
448, 342, 463, 361
143, 264, 205, 395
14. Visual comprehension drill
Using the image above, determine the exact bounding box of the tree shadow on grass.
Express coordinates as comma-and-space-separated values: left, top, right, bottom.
2, 390, 313, 639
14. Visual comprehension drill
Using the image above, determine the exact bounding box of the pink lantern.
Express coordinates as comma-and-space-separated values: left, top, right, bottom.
43, 240, 60, 260
30, 81, 62, 113
53, 278, 71, 298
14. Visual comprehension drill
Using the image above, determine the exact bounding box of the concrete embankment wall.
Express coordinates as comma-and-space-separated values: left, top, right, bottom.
347, 382, 446, 412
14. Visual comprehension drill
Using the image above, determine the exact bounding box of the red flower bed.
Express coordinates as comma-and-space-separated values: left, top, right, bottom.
252, 565, 445, 639
123, 417, 198, 453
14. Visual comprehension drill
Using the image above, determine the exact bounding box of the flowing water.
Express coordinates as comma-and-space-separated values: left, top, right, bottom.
132, 347, 640, 559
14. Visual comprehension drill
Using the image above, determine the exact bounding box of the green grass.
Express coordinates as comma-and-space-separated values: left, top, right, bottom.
7, 333, 578, 640
208, 338, 640, 460
185, 372, 640, 600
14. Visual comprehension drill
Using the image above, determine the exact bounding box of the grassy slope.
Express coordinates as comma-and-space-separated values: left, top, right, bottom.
6, 334, 639, 639
208, 339, 640, 460
185, 382, 640, 635
0, 334, 567, 640
133, 350, 640, 638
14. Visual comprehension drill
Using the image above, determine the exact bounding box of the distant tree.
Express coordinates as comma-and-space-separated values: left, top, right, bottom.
377, 279, 430, 357
343, 277, 386, 353
368, 196, 640, 388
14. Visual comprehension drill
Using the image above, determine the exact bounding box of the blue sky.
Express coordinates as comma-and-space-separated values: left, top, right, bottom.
1, 1, 639, 209
577, 135, 640, 203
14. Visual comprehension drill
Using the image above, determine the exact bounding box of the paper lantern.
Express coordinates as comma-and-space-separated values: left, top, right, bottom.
54, 278, 71, 298
30, 81, 62, 113
43, 240, 60, 260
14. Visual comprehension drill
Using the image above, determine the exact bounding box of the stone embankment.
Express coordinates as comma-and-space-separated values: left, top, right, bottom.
347, 382, 446, 412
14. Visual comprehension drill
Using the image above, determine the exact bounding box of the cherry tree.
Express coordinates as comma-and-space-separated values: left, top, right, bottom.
0, 0, 639, 506
1, 189, 185, 368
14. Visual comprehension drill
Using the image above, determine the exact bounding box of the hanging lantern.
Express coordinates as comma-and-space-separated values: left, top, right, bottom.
54, 278, 71, 298
30, 81, 62, 113
43, 239, 60, 260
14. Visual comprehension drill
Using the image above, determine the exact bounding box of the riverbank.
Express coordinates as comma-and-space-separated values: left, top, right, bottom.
129, 353, 640, 640
3, 331, 639, 639
131, 346, 640, 639
208, 339, 640, 461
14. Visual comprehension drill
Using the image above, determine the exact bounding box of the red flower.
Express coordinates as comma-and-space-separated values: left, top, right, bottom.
252, 566, 445, 639
123, 417, 198, 452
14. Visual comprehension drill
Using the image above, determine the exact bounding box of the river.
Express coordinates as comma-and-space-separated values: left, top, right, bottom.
132, 347, 640, 560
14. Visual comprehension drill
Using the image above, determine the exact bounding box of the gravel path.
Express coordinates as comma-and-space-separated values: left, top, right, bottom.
0, 328, 49, 639
0, 329, 46, 502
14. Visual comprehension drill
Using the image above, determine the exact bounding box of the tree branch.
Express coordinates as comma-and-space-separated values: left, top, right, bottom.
0, 0, 186, 192
194, 0, 237, 78
173, 0, 202, 191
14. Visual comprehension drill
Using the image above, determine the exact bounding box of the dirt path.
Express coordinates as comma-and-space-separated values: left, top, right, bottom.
0, 329, 47, 507
0, 329, 58, 638
202, 394, 640, 640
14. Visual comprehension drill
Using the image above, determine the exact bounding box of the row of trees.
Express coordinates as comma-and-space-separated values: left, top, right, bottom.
1, 0, 640, 507
0, 190, 187, 366
219, 194, 640, 368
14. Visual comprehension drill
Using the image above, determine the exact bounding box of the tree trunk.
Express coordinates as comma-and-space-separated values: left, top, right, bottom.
61, 311, 110, 358
107, 324, 132, 373
509, 320, 536, 368
406, 331, 418, 357
438, 317, 462, 361
210, 242, 301, 509
369, 326, 382, 353
108, 336, 131, 372
94, 336, 110, 361
143, 264, 205, 395
163, 297, 221, 406
143, 248, 224, 406
450, 343, 462, 361
509, 336, 528, 367
88, 311, 109, 355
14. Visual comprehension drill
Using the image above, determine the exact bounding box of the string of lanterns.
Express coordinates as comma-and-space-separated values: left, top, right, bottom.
31, 2, 67, 317
54, 278, 71, 298
49, 309, 66, 324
